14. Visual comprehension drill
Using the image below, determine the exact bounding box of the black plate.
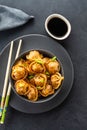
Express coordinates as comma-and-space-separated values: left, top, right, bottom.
0, 34, 74, 113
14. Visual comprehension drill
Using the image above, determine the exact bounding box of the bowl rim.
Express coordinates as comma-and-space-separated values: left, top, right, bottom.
9, 49, 64, 104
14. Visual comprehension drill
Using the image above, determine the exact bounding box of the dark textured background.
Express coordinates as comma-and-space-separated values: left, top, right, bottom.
0, 0, 87, 130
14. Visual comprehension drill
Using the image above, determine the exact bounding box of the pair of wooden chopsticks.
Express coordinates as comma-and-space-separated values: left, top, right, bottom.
0, 39, 22, 124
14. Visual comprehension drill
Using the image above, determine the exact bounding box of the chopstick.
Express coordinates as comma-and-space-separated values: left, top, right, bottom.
0, 39, 22, 124
0, 41, 14, 117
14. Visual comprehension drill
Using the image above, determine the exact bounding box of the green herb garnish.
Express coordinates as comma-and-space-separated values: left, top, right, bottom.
35, 59, 43, 64
51, 56, 57, 61
28, 75, 34, 79
36, 86, 42, 89
45, 71, 50, 75
40, 79, 44, 83
23, 63, 27, 67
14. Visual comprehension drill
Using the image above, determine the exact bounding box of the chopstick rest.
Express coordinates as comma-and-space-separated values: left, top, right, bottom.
0, 5, 34, 31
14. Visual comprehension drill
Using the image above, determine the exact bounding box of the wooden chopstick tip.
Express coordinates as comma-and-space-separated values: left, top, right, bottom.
19, 39, 22, 42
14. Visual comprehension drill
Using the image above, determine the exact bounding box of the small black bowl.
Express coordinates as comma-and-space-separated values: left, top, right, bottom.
10, 49, 64, 103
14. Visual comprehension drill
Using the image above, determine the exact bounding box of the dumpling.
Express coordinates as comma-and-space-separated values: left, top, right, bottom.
11, 65, 28, 80
42, 57, 50, 65
16, 59, 25, 66
46, 60, 60, 74
27, 84, 38, 101
26, 50, 43, 62
16, 59, 30, 70
28, 61, 45, 74
15, 79, 29, 95
40, 84, 54, 97
34, 73, 47, 90
51, 72, 64, 89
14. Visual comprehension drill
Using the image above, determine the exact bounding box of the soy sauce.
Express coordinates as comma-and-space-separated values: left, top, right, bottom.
47, 17, 68, 37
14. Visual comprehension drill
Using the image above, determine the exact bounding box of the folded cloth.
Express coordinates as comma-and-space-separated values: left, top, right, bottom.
0, 5, 34, 31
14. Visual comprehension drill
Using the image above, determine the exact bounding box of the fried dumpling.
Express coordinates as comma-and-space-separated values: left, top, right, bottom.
46, 60, 60, 74
16, 59, 30, 69
26, 50, 43, 62
28, 61, 45, 74
15, 79, 29, 95
34, 73, 47, 90
42, 57, 50, 65
11, 65, 28, 80
27, 84, 38, 101
40, 84, 54, 97
51, 72, 64, 89
16, 59, 25, 66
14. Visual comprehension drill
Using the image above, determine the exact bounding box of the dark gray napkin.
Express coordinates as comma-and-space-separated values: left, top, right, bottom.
0, 5, 34, 31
